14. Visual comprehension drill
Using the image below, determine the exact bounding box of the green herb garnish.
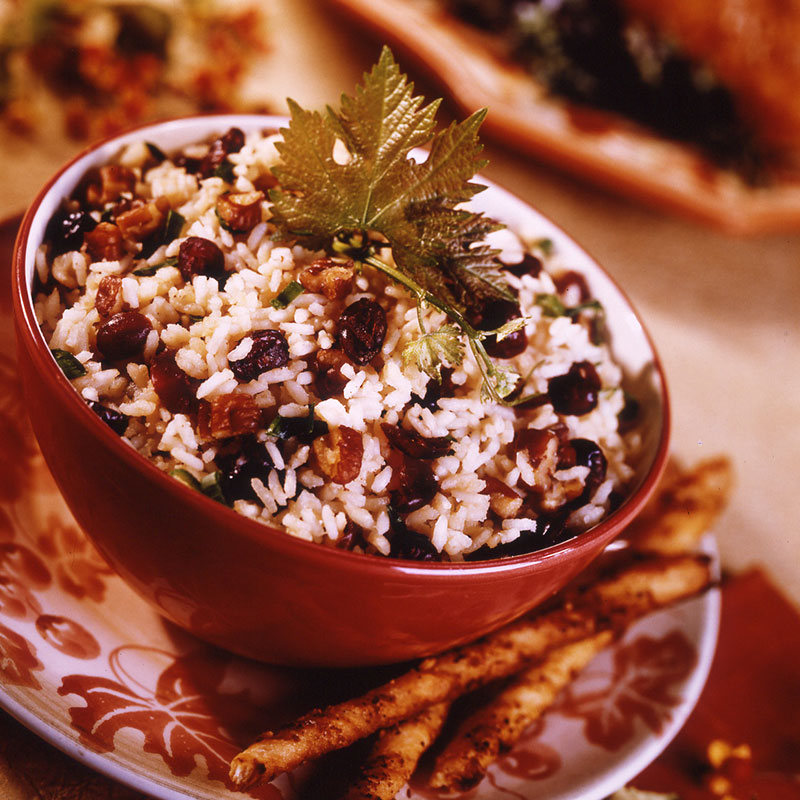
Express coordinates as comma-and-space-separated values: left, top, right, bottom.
51, 348, 86, 379
535, 293, 606, 343
133, 255, 178, 276
214, 158, 236, 183
269, 46, 531, 404
270, 280, 304, 309
267, 406, 329, 443
200, 472, 227, 505
170, 468, 200, 490
146, 141, 167, 162
163, 209, 185, 242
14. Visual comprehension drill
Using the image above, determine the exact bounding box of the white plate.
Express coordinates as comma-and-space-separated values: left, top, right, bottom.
0, 343, 718, 800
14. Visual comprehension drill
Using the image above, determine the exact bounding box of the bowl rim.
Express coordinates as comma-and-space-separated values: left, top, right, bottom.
12, 112, 671, 578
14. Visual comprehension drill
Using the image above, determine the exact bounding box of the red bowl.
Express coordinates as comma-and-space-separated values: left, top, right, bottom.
12, 115, 670, 667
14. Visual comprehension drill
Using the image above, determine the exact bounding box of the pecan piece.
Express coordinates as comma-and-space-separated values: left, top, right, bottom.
86, 165, 136, 207
312, 425, 363, 484
482, 476, 523, 519
216, 191, 264, 232
84, 222, 124, 262
116, 197, 170, 241
208, 393, 262, 439
514, 428, 559, 491
298, 258, 355, 301
313, 348, 351, 399
94, 275, 123, 318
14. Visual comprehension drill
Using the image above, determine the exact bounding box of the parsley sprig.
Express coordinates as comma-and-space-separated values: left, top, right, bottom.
269, 47, 534, 403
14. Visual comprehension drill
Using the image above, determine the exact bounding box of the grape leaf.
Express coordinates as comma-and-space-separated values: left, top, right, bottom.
402, 325, 465, 382
269, 46, 511, 310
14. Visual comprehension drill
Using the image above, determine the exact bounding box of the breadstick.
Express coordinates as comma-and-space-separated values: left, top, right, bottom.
628, 456, 734, 555
342, 702, 450, 800
229, 554, 710, 789
429, 631, 614, 792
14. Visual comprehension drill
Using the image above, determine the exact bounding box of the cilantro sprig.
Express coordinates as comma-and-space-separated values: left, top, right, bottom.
268, 47, 535, 404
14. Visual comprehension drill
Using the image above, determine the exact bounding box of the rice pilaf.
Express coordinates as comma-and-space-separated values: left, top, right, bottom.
34, 126, 642, 562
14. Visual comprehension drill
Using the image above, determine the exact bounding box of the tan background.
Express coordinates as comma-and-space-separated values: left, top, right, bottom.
4, 0, 799, 607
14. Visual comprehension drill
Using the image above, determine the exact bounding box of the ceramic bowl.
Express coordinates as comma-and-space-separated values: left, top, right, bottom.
12, 115, 670, 667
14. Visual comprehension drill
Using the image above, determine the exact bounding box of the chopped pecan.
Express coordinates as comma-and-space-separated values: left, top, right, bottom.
94, 275, 123, 318
84, 222, 124, 262
313, 348, 351, 399
208, 393, 262, 439
86, 165, 136, 207
216, 191, 264, 232
116, 197, 170, 241
312, 425, 363, 484
514, 428, 559, 491
299, 258, 355, 300
381, 422, 452, 460
482, 475, 523, 519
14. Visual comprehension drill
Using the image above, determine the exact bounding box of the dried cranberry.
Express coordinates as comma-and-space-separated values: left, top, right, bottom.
387, 508, 441, 561
409, 368, 456, 411
502, 252, 544, 278
465, 511, 570, 560
337, 298, 387, 365
554, 270, 591, 302
150, 350, 199, 414
199, 127, 245, 177
617, 393, 640, 433
229, 330, 289, 382
178, 236, 225, 282
381, 423, 452, 460
88, 401, 127, 435
47, 209, 97, 256
387, 450, 438, 513
96, 311, 152, 361
548, 361, 601, 416
215, 437, 276, 504
560, 438, 607, 505
470, 298, 526, 359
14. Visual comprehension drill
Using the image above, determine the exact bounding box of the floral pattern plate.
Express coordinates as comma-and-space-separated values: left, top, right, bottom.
0, 223, 719, 799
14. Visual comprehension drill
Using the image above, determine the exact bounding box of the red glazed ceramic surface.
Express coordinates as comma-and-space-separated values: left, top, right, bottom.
11, 116, 670, 667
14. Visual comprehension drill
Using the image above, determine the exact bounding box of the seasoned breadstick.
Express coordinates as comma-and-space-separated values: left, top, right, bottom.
429, 631, 614, 792
628, 456, 733, 555
229, 554, 710, 789
342, 701, 450, 800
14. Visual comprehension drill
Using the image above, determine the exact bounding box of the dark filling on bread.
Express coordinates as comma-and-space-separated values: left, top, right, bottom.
448, 0, 765, 181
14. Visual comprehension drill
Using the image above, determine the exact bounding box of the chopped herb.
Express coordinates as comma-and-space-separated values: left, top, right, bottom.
188, 314, 205, 324
200, 472, 228, 505
270, 280, 304, 309
267, 406, 329, 443
215, 207, 233, 232
145, 141, 167, 162
214, 158, 236, 183
163, 209, 185, 242
133, 256, 178, 276
535, 293, 568, 317
51, 348, 86, 379
536, 293, 603, 319
531, 237, 554, 256
170, 468, 200, 490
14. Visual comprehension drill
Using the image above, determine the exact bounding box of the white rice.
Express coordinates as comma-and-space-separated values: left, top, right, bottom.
34, 127, 644, 562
